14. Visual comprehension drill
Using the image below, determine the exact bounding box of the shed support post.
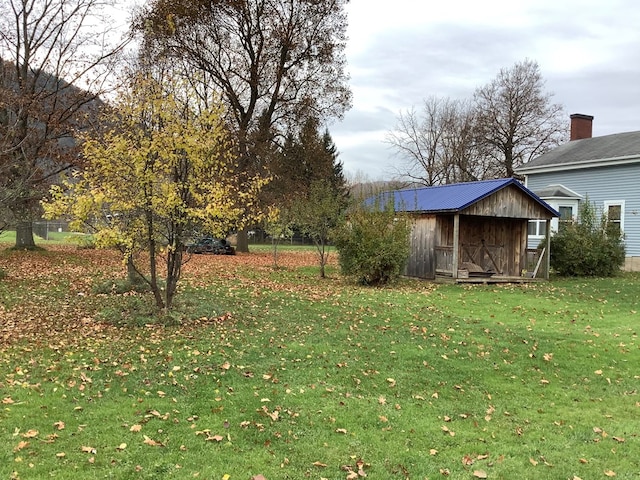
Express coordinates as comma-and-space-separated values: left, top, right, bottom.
452, 214, 460, 279
544, 219, 551, 280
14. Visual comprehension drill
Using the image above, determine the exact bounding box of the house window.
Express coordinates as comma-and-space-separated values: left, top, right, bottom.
604, 200, 624, 233
557, 206, 574, 231
527, 220, 547, 237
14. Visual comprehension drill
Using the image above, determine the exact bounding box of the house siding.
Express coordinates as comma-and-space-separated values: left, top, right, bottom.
525, 163, 640, 257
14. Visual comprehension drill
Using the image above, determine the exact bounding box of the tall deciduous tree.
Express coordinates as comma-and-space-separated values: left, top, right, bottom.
43, 72, 266, 310
135, 0, 352, 251
386, 97, 479, 186
473, 59, 566, 178
387, 60, 567, 185
0, 0, 128, 248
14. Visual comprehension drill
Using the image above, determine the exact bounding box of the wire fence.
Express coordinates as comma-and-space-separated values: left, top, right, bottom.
32, 221, 69, 240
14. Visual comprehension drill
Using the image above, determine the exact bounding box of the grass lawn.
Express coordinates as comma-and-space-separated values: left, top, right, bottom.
0, 246, 638, 479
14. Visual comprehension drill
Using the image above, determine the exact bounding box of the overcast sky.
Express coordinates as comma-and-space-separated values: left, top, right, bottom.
331, 0, 640, 180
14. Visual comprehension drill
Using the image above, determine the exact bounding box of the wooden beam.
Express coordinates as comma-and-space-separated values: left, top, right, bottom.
544, 219, 551, 280
452, 214, 460, 278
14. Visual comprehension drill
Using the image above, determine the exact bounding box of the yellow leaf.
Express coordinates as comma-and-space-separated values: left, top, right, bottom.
117, 443, 127, 451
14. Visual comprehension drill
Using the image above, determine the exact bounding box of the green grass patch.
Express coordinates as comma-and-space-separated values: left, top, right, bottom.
0, 251, 638, 479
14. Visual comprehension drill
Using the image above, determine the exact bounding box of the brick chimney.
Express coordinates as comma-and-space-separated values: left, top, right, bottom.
570, 113, 594, 141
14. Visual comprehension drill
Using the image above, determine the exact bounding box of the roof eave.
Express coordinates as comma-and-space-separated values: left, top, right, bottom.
518, 154, 640, 175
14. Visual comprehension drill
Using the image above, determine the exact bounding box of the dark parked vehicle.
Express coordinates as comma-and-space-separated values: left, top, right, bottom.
185, 237, 235, 255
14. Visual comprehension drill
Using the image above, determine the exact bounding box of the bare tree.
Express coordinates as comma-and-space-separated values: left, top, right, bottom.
386, 97, 479, 186
135, 0, 352, 251
473, 59, 567, 178
0, 0, 128, 248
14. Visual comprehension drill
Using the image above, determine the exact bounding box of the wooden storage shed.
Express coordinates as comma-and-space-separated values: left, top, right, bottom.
383, 178, 559, 281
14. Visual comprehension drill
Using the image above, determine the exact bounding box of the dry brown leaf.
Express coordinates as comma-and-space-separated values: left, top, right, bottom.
130, 424, 142, 432
13, 441, 29, 452
604, 470, 616, 477
53, 421, 65, 430
22, 429, 38, 438
143, 435, 163, 447
473, 470, 488, 479
81, 445, 96, 454
312, 461, 328, 468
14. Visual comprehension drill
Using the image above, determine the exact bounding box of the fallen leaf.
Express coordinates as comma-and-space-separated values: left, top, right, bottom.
221, 361, 231, 370
81, 446, 97, 454
3, 397, 15, 404
604, 470, 616, 477
116, 443, 127, 451
529, 458, 538, 466
53, 421, 65, 430
13, 441, 29, 452
56, 452, 66, 458
336, 428, 348, 434
22, 429, 38, 438
473, 470, 488, 479
130, 424, 142, 432
251, 475, 267, 480
143, 435, 163, 447
312, 461, 328, 468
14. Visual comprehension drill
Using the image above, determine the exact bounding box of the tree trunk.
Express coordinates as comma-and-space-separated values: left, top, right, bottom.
236, 228, 249, 253
126, 255, 145, 286
15, 220, 36, 249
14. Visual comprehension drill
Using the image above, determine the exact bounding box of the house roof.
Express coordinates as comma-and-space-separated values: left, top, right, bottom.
533, 184, 582, 199
518, 130, 640, 174
376, 178, 558, 216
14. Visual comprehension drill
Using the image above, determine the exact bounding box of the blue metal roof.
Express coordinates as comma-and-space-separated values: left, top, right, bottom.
374, 178, 559, 216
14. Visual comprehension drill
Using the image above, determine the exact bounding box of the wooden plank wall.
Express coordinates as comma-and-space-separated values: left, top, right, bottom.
406, 214, 528, 278
405, 215, 437, 278
458, 216, 527, 276
465, 185, 554, 219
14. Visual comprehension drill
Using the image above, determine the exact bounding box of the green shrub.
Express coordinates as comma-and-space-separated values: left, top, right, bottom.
550, 199, 625, 276
334, 200, 411, 285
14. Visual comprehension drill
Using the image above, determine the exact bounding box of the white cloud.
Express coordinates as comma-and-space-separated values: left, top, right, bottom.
333, 0, 640, 179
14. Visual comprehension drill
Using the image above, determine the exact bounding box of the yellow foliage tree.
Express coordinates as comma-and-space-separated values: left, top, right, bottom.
43, 71, 266, 310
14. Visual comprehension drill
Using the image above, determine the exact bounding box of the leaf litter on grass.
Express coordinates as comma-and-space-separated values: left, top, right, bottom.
1, 247, 639, 478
